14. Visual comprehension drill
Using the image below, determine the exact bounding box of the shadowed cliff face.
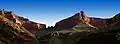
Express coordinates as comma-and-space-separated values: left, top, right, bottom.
0, 9, 46, 34
106, 13, 120, 25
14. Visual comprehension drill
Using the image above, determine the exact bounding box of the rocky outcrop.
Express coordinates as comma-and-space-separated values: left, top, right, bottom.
0, 9, 46, 34
55, 11, 93, 29
55, 11, 106, 29
0, 15, 36, 44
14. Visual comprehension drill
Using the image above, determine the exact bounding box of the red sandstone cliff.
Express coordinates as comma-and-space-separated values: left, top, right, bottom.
0, 9, 46, 34
55, 11, 107, 29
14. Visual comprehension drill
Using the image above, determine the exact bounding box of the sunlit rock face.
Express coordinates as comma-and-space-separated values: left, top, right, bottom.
55, 11, 107, 29
0, 9, 46, 34
55, 11, 90, 29
0, 13, 37, 44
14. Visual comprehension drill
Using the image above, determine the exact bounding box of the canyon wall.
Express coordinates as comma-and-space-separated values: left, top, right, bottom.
55, 11, 107, 29
0, 9, 46, 34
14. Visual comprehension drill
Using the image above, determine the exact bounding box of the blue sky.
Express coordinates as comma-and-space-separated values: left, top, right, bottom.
0, 0, 120, 26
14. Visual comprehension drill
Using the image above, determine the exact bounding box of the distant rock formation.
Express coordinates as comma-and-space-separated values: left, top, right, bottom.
0, 9, 46, 34
55, 11, 106, 29
55, 11, 89, 29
